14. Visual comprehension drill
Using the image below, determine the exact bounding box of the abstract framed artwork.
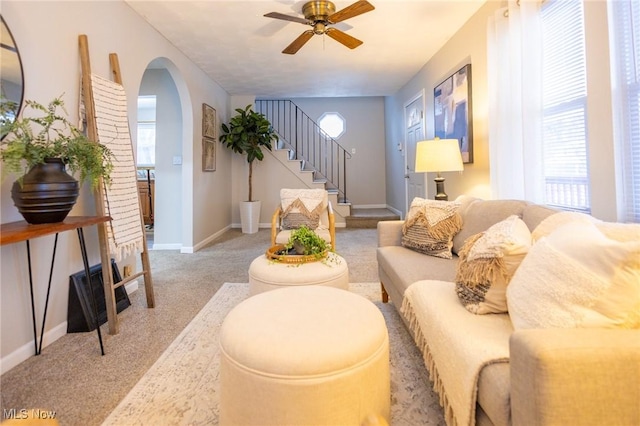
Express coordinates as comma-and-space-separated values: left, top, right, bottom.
202, 138, 216, 172
202, 103, 217, 140
434, 64, 473, 163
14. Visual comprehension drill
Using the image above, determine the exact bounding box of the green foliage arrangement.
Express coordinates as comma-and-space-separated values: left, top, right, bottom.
285, 225, 330, 259
219, 104, 278, 201
0, 96, 113, 189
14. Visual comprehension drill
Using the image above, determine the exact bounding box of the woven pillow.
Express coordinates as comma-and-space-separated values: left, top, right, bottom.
455, 215, 532, 314
507, 221, 640, 329
280, 189, 325, 230
401, 198, 462, 259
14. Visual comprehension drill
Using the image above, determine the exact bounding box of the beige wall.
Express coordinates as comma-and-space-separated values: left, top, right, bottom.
0, 1, 231, 370
385, 0, 624, 222
227, 96, 387, 228
384, 1, 500, 216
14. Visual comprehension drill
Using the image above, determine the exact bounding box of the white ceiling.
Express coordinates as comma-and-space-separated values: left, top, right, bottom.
125, 0, 487, 98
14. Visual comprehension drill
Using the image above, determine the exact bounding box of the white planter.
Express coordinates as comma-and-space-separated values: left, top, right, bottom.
240, 200, 261, 234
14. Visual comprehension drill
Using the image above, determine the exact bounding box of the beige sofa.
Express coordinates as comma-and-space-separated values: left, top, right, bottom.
377, 197, 640, 426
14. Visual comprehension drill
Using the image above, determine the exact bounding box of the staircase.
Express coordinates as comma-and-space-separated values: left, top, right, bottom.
256, 99, 353, 223
269, 139, 352, 222
256, 100, 351, 203
258, 99, 399, 228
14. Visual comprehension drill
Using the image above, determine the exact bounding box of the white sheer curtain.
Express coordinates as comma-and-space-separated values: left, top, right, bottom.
487, 0, 544, 202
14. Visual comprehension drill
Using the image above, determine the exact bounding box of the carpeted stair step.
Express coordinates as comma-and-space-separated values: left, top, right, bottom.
346, 208, 400, 229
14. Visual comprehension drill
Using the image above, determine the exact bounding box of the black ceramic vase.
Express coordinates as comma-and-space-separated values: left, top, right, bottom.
11, 158, 80, 224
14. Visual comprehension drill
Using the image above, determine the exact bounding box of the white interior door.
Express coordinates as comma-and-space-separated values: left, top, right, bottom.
404, 93, 425, 212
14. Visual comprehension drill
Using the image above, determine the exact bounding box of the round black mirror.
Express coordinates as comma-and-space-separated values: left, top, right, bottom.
1, 15, 25, 139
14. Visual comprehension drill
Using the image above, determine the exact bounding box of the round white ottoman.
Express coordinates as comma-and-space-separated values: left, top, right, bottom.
248, 252, 349, 296
219, 286, 390, 426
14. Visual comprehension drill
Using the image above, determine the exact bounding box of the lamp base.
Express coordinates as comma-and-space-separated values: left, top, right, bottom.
434, 176, 448, 201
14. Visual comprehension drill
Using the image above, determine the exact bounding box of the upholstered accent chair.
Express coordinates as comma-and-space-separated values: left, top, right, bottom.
271, 188, 336, 251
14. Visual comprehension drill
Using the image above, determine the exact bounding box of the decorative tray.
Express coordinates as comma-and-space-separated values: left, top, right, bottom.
265, 244, 327, 264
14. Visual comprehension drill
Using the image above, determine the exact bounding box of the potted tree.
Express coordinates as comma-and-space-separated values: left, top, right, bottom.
219, 104, 278, 233
0, 96, 113, 224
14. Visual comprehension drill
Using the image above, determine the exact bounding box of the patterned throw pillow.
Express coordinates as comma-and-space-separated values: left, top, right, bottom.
507, 221, 640, 329
401, 198, 462, 259
280, 189, 325, 230
455, 215, 532, 314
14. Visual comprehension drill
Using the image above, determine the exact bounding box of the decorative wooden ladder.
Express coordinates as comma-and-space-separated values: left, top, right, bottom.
78, 34, 155, 335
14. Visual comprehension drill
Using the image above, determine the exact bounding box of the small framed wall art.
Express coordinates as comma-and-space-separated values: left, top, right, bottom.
202, 138, 216, 172
202, 103, 217, 140
434, 64, 473, 163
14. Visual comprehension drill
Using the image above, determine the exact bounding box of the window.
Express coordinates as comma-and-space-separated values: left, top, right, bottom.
137, 95, 156, 166
318, 112, 345, 139
541, 0, 590, 212
610, 0, 640, 222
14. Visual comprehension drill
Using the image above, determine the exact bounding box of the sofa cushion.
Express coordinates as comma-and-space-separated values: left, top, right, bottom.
402, 198, 462, 259
401, 280, 512, 426
455, 215, 532, 314
452, 199, 529, 255
377, 246, 457, 298
507, 221, 640, 329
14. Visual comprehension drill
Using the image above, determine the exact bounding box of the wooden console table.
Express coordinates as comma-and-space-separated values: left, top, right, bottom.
0, 216, 112, 356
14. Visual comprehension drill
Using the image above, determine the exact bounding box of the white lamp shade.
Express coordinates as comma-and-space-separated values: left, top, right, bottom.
415, 139, 464, 173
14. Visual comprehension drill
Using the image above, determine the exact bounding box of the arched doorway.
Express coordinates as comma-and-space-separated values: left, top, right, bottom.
137, 58, 191, 250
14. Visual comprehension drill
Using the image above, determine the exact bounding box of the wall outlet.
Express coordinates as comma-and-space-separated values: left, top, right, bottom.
173, 156, 182, 165
351, 148, 356, 154
123, 265, 132, 277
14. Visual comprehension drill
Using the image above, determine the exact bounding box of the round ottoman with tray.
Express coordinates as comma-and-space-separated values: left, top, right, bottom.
218, 285, 390, 425
248, 245, 349, 296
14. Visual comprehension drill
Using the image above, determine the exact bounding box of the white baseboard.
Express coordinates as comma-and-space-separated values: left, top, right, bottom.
1, 321, 67, 375
183, 225, 232, 253
2, 280, 141, 375
150, 243, 182, 250
386, 204, 404, 219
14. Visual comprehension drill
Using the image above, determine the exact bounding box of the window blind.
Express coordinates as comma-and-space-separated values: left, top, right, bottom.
541, 0, 590, 212
611, 0, 640, 223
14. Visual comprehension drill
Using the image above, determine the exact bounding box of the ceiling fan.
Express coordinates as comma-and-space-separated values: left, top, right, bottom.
264, 0, 375, 55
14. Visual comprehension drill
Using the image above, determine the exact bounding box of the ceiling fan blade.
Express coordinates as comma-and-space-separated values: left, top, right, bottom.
264, 12, 309, 25
325, 27, 363, 49
282, 30, 315, 54
328, 0, 375, 24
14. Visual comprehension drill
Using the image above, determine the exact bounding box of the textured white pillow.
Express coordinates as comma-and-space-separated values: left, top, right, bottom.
455, 215, 532, 314
532, 210, 640, 244
507, 221, 640, 329
401, 197, 462, 259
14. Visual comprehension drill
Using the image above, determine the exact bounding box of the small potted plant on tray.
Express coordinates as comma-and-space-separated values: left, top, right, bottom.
1, 96, 113, 224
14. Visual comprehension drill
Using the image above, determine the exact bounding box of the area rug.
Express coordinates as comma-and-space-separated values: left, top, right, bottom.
102, 283, 445, 426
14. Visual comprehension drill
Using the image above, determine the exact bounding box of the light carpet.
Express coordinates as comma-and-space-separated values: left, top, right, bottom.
102, 283, 445, 426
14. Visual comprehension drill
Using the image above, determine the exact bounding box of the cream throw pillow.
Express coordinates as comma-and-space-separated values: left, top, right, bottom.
531, 210, 640, 244
455, 215, 532, 314
531, 211, 597, 242
401, 197, 462, 259
507, 221, 640, 329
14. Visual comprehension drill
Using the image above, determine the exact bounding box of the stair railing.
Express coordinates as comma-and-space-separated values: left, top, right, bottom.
255, 99, 351, 203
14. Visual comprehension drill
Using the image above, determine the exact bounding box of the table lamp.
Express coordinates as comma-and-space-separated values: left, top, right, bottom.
415, 139, 464, 201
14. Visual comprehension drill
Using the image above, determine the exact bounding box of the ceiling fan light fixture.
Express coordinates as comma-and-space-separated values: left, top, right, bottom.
265, 0, 375, 54
313, 22, 327, 35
